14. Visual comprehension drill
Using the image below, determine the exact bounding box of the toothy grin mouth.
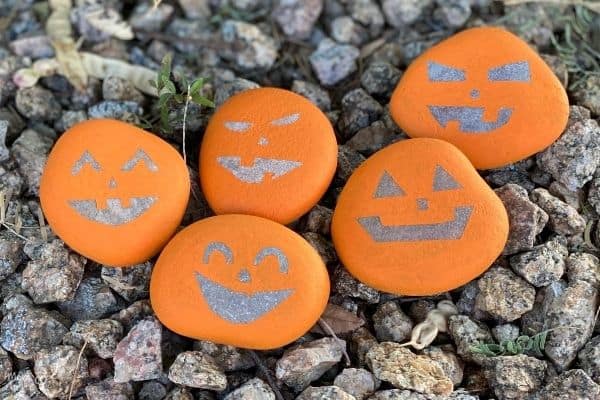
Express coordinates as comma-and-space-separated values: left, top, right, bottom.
217, 156, 302, 184
428, 106, 513, 133
195, 272, 293, 324
357, 206, 473, 242
69, 197, 157, 225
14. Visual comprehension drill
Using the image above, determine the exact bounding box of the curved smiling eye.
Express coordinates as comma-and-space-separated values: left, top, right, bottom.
271, 113, 300, 126
203, 241, 233, 264
253, 247, 289, 273
72, 150, 101, 175
121, 149, 158, 172
428, 61, 465, 82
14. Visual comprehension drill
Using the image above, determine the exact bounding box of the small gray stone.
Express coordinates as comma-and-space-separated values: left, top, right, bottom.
88, 100, 143, 122
224, 378, 275, 400
434, 0, 471, 28
0, 347, 12, 385
164, 387, 195, 400
521, 280, 567, 335
113, 317, 163, 382
0, 304, 68, 360
15, 86, 61, 121
291, 80, 331, 111
86, 378, 134, 400
63, 319, 123, 359
483, 354, 546, 400
129, 2, 174, 32
301, 205, 333, 236
330, 16, 369, 46
102, 76, 145, 104
536, 116, 600, 191
110, 299, 154, 332
101, 262, 151, 302
447, 315, 494, 364
361, 62, 402, 98
578, 336, 600, 385
495, 184, 549, 255
57, 277, 121, 320
566, 253, 599, 287
302, 232, 337, 266
334, 368, 378, 400
0, 369, 44, 399
532, 369, 600, 400
346, 120, 398, 156
214, 77, 260, 107
337, 145, 366, 182
34, 345, 89, 398
351, 327, 379, 367
421, 346, 463, 387
475, 267, 536, 322
509, 238, 568, 287
310, 38, 360, 86
10, 128, 53, 196
54, 110, 87, 132
193, 340, 254, 372
168, 351, 227, 390
272, 0, 323, 40
348, 0, 385, 37
298, 386, 357, 399
407, 300, 436, 323
587, 172, 600, 215
139, 381, 168, 400
177, 0, 211, 19
339, 88, 383, 139
333, 266, 380, 304
382, 0, 431, 27
571, 74, 600, 116
492, 324, 520, 343
9, 35, 54, 59
530, 188, 586, 236
275, 337, 346, 390
485, 159, 536, 191
221, 20, 278, 70
366, 342, 453, 396
373, 301, 413, 342
21, 239, 85, 304
0, 120, 8, 162
0, 232, 24, 281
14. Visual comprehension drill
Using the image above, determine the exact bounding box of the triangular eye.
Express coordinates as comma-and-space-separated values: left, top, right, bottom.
433, 165, 461, 191
374, 171, 405, 198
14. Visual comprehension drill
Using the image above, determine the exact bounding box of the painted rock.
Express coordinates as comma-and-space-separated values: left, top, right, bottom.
390, 27, 569, 170
40, 119, 190, 266
150, 214, 329, 349
200, 87, 338, 224
331, 138, 508, 296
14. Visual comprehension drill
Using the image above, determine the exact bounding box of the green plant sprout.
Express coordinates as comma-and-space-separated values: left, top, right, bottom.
470, 330, 549, 357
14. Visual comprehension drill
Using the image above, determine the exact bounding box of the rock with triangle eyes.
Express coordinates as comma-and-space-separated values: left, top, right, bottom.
150, 214, 330, 349
331, 138, 509, 296
390, 27, 569, 169
40, 119, 190, 266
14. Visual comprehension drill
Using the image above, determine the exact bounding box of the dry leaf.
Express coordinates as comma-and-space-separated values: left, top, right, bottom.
406, 320, 439, 350
84, 6, 134, 40
310, 304, 365, 334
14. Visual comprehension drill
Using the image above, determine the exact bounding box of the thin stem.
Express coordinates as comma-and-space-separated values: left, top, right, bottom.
68, 341, 88, 399
318, 318, 351, 366
248, 350, 285, 400
182, 83, 191, 163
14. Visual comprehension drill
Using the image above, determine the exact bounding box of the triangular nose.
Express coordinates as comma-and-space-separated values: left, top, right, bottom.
108, 178, 117, 189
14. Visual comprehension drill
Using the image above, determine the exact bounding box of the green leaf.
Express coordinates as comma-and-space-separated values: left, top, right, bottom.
191, 93, 215, 107
162, 78, 176, 94
190, 78, 205, 94
160, 54, 172, 82
158, 93, 171, 108
179, 73, 189, 90
148, 79, 157, 88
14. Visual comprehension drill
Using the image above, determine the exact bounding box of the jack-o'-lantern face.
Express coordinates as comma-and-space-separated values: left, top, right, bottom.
200, 87, 338, 224
40, 119, 190, 267
150, 215, 330, 349
331, 138, 508, 296
390, 27, 569, 169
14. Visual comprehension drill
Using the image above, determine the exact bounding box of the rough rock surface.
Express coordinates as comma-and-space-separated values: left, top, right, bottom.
334, 368, 378, 400
310, 38, 360, 86
113, 317, 163, 382
223, 378, 275, 400
63, 319, 123, 359
168, 351, 227, 390
297, 386, 357, 399
530, 188, 586, 236
483, 355, 547, 400
532, 369, 600, 400
372, 300, 413, 342
509, 238, 567, 287
34, 345, 89, 398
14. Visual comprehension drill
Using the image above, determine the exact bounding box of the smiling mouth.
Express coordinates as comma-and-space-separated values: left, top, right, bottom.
428, 106, 513, 133
217, 156, 302, 184
357, 206, 473, 242
68, 197, 156, 226
195, 272, 293, 324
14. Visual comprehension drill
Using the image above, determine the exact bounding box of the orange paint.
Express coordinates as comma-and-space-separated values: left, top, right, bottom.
200, 87, 338, 224
390, 27, 569, 169
331, 138, 508, 296
40, 119, 190, 266
150, 214, 330, 349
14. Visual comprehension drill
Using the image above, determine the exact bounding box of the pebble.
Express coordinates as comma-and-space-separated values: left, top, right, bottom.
0, 304, 68, 360
15, 86, 62, 122
390, 27, 569, 169
571, 74, 600, 116
213, 77, 260, 107
567, 253, 599, 287
578, 336, 600, 385
0, 347, 12, 385
0, 232, 24, 281
334, 368, 378, 400
87, 100, 143, 121
351, 327, 379, 367
495, 184, 549, 255
483, 354, 547, 400
475, 267, 535, 322
366, 342, 453, 396
34, 345, 89, 398
532, 369, 600, 400
332, 138, 508, 295
193, 340, 255, 372
434, 0, 471, 28
0, 120, 9, 162
422, 346, 464, 386
54, 110, 88, 132
298, 386, 357, 399
333, 266, 380, 304
291, 80, 331, 111
21, 239, 85, 304
102, 76, 145, 104
57, 277, 121, 320
309, 38, 360, 86
339, 88, 384, 140
530, 188, 586, 236
485, 159, 536, 191
168, 351, 227, 390
139, 381, 168, 400
447, 315, 494, 364
113, 317, 163, 382
372, 301, 413, 342
223, 378, 275, 400
129, 2, 174, 32
86, 378, 135, 400
272, 0, 323, 40
336, 145, 366, 182
9, 35, 54, 59
11, 128, 53, 196
111, 299, 154, 331
101, 262, 151, 302
509, 237, 567, 287
0, 369, 44, 399
63, 319, 123, 359
348, 0, 384, 37
275, 337, 346, 390
177, 0, 211, 19
492, 323, 520, 343
330, 16, 369, 46
301, 205, 333, 236
537, 116, 600, 190
303, 231, 338, 266
382, 0, 430, 27
220, 20, 278, 70
361, 62, 402, 98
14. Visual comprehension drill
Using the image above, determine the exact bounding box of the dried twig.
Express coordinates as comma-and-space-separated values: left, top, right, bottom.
318, 318, 351, 366
68, 341, 87, 399
248, 350, 285, 400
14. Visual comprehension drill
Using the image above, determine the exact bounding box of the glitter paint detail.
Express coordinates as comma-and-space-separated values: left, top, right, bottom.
217, 156, 302, 183
71, 150, 101, 175
374, 171, 405, 198
195, 272, 293, 324
253, 247, 289, 273
225, 121, 252, 132
357, 206, 473, 242
433, 165, 461, 191
69, 196, 157, 225
203, 242, 234, 264
121, 149, 159, 172
427, 61, 465, 82
488, 61, 531, 82
238, 269, 251, 283
428, 106, 513, 133
417, 198, 429, 210
271, 113, 300, 126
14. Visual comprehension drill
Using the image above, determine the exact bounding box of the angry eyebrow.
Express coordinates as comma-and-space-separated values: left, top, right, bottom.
224, 121, 252, 132
271, 113, 300, 126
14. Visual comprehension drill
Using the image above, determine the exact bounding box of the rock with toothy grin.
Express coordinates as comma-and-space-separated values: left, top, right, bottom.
68, 197, 157, 225
428, 106, 513, 133
217, 156, 302, 184
357, 205, 473, 242
195, 271, 294, 324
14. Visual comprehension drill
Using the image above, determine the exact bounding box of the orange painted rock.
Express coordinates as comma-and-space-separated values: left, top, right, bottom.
390, 27, 569, 170
200, 87, 338, 224
150, 214, 329, 349
331, 138, 508, 295
40, 119, 190, 267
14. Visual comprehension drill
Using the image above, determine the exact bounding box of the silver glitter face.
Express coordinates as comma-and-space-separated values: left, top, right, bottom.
416, 198, 429, 210
428, 106, 513, 133
195, 272, 294, 324
433, 165, 461, 191
428, 61, 465, 82
357, 206, 473, 242
203, 242, 234, 264
71, 150, 101, 175
69, 197, 157, 225
271, 113, 300, 126
253, 247, 289, 273
488, 61, 530, 82
238, 269, 251, 283
121, 149, 159, 172
374, 171, 405, 198
217, 157, 302, 184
